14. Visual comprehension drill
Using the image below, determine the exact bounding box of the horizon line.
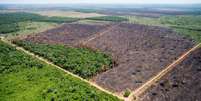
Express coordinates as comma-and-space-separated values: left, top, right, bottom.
0, 3, 201, 5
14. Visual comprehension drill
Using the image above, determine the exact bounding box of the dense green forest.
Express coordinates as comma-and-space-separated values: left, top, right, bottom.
0, 41, 121, 101
0, 12, 78, 34
13, 40, 113, 78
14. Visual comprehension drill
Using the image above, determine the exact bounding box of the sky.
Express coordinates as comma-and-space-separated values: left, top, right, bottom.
0, 0, 201, 4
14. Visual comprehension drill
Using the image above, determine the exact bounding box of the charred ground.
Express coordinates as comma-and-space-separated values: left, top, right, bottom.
19, 23, 194, 94
140, 48, 201, 101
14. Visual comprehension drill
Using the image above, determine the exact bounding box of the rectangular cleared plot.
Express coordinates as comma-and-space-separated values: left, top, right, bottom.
140, 48, 201, 101
24, 23, 112, 46
86, 23, 194, 93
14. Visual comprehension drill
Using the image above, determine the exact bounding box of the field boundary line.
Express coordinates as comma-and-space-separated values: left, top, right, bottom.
128, 43, 201, 101
0, 37, 125, 101
81, 23, 120, 45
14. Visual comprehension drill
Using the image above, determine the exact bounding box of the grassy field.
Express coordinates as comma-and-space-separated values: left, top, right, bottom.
0, 12, 78, 35
124, 15, 201, 43
34, 11, 106, 18
13, 40, 113, 79
124, 16, 162, 26
0, 41, 121, 101
3, 21, 58, 39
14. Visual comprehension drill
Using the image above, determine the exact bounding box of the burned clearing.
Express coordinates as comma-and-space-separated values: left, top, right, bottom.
24, 23, 113, 46
140, 48, 201, 101
1, 4, 201, 101
19, 23, 194, 94
85, 23, 194, 92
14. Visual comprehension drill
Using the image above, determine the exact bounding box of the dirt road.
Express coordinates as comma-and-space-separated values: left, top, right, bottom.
128, 43, 201, 101
0, 37, 125, 101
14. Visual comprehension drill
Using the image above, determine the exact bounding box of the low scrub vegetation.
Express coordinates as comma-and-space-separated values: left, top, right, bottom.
75, 9, 99, 13
0, 12, 78, 34
13, 40, 113, 78
125, 15, 201, 43
160, 16, 201, 43
0, 41, 121, 101
4, 21, 58, 39
0, 23, 19, 34
123, 89, 131, 97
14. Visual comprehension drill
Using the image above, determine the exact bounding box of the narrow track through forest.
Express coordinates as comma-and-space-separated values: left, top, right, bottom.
0, 37, 125, 101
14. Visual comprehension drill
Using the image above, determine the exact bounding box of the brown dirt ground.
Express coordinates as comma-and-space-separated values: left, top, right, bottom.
85, 23, 194, 93
22, 23, 195, 94
140, 48, 201, 101
33, 11, 106, 18
24, 23, 113, 46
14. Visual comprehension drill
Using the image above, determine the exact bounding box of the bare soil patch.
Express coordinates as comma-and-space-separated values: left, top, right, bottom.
33, 11, 106, 18
85, 23, 194, 93
140, 48, 201, 101
24, 23, 112, 46
22, 23, 194, 95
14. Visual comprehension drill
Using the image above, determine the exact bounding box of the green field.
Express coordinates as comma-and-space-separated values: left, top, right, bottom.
0, 12, 78, 35
0, 41, 121, 101
124, 15, 201, 43
125, 16, 162, 26
3, 21, 58, 39
13, 40, 113, 79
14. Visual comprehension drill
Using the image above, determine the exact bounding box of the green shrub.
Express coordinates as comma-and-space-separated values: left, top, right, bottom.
0, 40, 121, 101
13, 40, 113, 78
123, 89, 131, 97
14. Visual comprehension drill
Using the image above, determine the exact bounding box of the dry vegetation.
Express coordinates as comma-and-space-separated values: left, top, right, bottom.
74, 20, 112, 25
33, 11, 106, 18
